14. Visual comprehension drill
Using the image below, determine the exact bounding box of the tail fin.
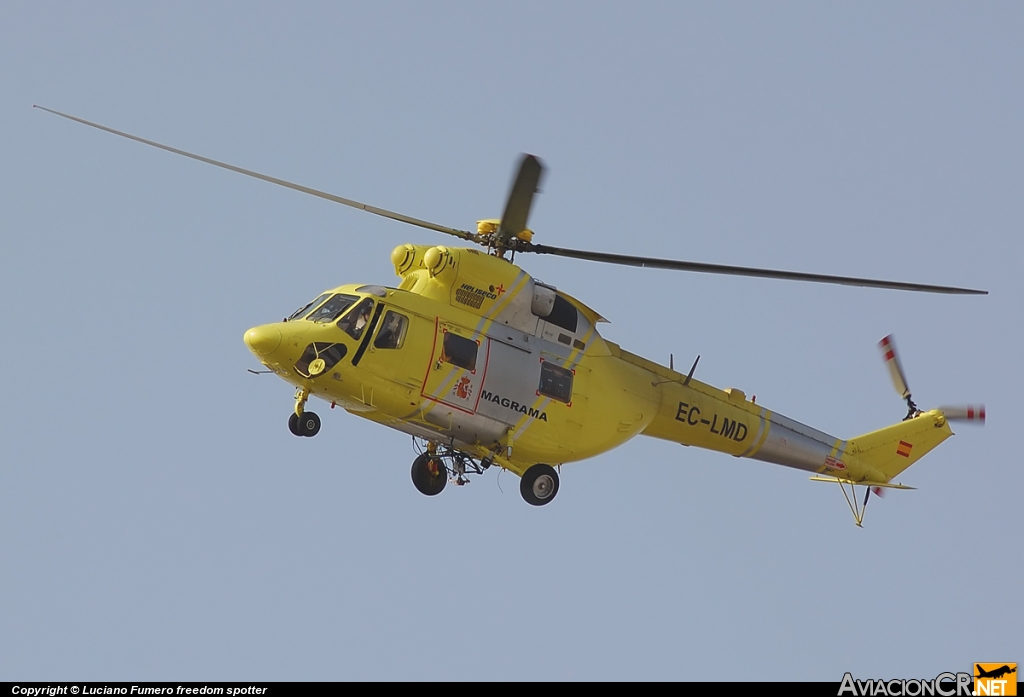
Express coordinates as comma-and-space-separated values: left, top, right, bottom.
848, 410, 954, 481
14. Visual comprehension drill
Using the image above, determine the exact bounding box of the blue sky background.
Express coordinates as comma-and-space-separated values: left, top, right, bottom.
2, 2, 1020, 681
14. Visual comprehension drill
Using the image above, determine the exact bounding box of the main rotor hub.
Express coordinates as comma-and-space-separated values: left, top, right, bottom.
477, 219, 534, 248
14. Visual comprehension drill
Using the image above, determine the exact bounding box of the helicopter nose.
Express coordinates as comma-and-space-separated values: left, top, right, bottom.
244, 325, 282, 356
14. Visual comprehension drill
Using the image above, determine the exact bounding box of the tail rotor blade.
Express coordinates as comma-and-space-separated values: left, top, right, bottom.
939, 405, 986, 424
878, 335, 912, 399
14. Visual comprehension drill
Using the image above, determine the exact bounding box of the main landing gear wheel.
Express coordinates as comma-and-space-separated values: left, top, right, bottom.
520, 464, 559, 506
289, 411, 321, 437
411, 453, 447, 496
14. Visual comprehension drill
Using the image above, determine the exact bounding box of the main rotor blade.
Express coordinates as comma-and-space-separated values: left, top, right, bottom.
878, 335, 912, 399
496, 154, 543, 247
529, 244, 988, 295
35, 106, 477, 242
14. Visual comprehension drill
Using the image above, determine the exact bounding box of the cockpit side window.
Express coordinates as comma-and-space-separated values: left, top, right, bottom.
307, 294, 359, 324
373, 311, 409, 350
338, 298, 375, 339
287, 293, 331, 321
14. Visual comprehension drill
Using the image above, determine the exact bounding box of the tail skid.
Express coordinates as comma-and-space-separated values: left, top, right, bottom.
810, 477, 916, 527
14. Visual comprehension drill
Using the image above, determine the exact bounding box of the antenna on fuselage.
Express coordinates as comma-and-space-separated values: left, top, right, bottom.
683, 355, 700, 386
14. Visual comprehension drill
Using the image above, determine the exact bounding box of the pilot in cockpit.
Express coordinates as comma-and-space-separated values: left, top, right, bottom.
339, 299, 374, 339
354, 305, 371, 333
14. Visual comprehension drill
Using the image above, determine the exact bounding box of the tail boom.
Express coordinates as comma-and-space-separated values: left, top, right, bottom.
613, 345, 954, 484
639, 374, 953, 484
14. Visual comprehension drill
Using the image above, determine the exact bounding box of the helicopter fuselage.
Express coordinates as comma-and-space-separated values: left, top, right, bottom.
245, 244, 658, 473
244, 244, 953, 481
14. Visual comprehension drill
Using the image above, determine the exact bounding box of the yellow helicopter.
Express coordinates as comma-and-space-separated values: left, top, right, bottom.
38, 106, 987, 525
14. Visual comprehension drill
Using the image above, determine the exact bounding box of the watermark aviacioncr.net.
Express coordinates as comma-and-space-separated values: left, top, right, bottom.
839, 665, 1017, 697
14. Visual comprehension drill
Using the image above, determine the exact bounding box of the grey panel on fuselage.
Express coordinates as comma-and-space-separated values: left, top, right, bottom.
421, 406, 510, 448
411, 312, 583, 451
492, 276, 540, 336
476, 326, 542, 427
750, 412, 844, 473
538, 312, 591, 350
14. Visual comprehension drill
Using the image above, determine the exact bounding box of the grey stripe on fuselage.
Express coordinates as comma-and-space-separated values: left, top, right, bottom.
748, 411, 841, 473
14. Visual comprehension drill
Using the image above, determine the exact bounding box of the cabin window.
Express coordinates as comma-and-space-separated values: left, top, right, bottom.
338, 298, 375, 339
442, 331, 478, 372
287, 293, 331, 321
546, 294, 578, 333
373, 311, 409, 350
308, 294, 359, 324
538, 361, 573, 403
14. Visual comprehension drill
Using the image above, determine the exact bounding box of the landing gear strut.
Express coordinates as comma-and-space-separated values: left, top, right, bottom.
520, 464, 559, 506
288, 387, 320, 437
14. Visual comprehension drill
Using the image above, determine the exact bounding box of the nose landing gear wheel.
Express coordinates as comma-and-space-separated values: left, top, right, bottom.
289, 411, 321, 437
411, 453, 447, 496
520, 464, 559, 506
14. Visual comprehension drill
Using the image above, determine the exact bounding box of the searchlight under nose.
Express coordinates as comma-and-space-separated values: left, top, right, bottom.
244, 325, 282, 356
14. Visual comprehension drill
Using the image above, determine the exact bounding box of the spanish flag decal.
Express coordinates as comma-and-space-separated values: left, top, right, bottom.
896, 440, 913, 458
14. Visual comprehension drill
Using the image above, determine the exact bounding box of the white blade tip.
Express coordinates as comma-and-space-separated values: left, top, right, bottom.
939, 405, 986, 423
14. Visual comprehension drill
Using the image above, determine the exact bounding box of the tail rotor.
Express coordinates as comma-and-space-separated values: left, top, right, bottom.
878, 334, 985, 426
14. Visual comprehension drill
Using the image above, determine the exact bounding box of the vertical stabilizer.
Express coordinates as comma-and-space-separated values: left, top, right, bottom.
847, 410, 954, 481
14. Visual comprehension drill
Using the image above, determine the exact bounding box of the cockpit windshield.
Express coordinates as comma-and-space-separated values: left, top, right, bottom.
286, 293, 331, 321
306, 294, 359, 323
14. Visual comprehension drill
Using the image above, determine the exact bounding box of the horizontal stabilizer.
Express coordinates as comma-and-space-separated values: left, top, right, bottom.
809, 476, 916, 490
